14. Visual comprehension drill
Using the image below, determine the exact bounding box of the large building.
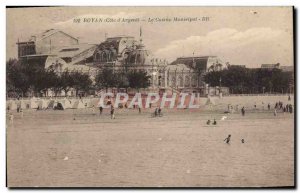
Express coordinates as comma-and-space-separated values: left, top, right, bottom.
17, 29, 224, 96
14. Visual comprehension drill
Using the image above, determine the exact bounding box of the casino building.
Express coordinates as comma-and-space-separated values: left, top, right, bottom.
17, 29, 225, 96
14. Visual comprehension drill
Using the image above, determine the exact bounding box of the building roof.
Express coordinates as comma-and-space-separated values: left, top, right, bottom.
261, 63, 280, 68
230, 64, 246, 68
106, 36, 134, 41
176, 56, 217, 59
19, 54, 56, 58
166, 63, 191, 71
170, 56, 217, 71
280, 65, 294, 72
54, 44, 97, 58
28, 29, 78, 42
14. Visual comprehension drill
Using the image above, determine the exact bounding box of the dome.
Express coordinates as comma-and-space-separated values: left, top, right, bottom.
124, 45, 153, 66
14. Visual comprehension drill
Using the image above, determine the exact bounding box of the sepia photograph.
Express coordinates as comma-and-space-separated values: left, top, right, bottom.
6, 6, 295, 187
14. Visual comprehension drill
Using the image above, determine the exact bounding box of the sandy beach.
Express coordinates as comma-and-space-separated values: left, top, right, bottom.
6, 96, 294, 187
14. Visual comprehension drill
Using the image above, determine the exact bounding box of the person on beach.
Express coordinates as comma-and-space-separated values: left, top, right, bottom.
154, 108, 158, 117
241, 107, 245, 116
206, 120, 211, 125
139, 107, 141, 114
274, 108, 277, 116
268, 103, 271, 110
158, 107, 162, 116
279, 102, 283, 109
9, 113, 14, 123
289, 104, 293, 113
99, 106, 103, 115
213, 119, 217, 125
110, 105, 115, 119
224, 134, 231, 144
20, 108, 23, 118
288, 95, 291, 101
92, 105, 95, 115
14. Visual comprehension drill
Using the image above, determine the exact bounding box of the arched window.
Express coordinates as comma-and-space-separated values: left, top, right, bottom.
171, 76, 176, 87
95, 52, 101, 61
191, 75, 197, 87
184, 75, 190, 87
101, 52, 106, 62
136, 53, 141, 64
107, 51, 111, 61
178, 76, 184, 87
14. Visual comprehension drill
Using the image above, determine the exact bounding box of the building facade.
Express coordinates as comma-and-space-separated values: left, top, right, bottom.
17, 29, 225, 96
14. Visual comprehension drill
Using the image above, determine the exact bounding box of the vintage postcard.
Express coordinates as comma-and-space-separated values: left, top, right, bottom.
6, 6, 294, 187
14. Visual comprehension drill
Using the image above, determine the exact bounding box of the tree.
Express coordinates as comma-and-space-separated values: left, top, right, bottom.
127, 70, 151, 92
95, 68, 125, 92
71, 71, 92, 96
60, 70, 75, 96
6, 58, 30, 97
204, 66, 292, 94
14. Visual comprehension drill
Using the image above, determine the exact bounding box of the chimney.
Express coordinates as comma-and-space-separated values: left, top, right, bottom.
31, 36, 36, 42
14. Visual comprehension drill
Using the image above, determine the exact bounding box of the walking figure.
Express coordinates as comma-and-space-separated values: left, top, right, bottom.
92, 105, 95, 115
110, 105, 115, 119
99, 106, 103, 115
241, 107, 245, 116
154, 108, 158, 117
9, 113, 14, 123
20, 108, 23, 118
158, 107, 162, 116
268, 103, 270, 110
289, 104, 293, 113
139, 107, 141, 114
224, 134, 231, 144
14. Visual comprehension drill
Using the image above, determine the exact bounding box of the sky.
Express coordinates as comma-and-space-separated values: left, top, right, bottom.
6, 7, 293, 68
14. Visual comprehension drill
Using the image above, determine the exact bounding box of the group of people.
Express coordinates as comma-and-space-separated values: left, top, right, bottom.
223, 134, 245, 144
273, 101, 293, 116
98, 104, 163, 119
274, 101, 293, 113
153, 107, 162, 117
98, 105, 116, 119
241, 98, 293, 117
206, 119, 217, 125
98, 103, 116, 119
